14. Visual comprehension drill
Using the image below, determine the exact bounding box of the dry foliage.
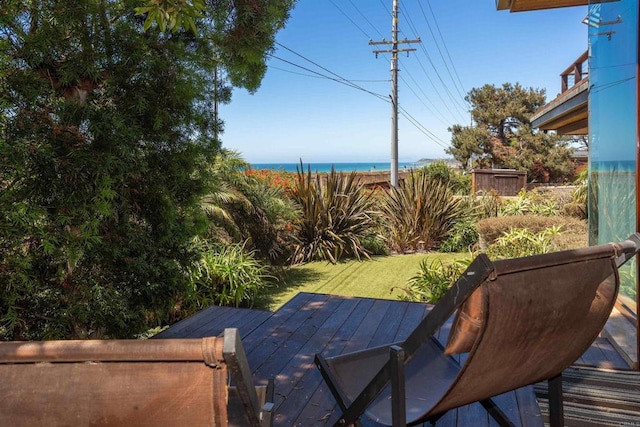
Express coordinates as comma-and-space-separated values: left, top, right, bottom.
477, 215, 587, 249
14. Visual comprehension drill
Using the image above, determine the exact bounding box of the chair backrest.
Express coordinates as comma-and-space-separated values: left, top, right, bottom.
428, 240, 633, 415
0, 332, 231, 426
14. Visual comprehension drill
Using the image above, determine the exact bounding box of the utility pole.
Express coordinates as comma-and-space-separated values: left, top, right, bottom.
370, 0, 420, 187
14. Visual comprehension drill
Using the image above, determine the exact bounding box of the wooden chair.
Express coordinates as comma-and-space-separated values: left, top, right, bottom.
0, 328, 273, 426
315, 234, 640, 426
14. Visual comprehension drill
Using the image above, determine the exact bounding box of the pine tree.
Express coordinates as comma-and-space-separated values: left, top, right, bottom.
447, 83, 575, 182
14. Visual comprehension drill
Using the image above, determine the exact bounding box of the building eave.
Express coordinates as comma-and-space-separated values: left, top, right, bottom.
531, 78, 589, 135
496, 0, 588, 12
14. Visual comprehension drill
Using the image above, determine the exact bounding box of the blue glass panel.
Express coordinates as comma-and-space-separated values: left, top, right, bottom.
588, 0, 638, 303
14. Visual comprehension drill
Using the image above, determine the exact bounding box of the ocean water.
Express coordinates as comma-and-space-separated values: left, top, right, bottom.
250, 162, 423, 173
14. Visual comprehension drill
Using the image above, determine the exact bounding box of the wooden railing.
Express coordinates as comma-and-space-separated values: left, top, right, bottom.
561, 50, 588, 93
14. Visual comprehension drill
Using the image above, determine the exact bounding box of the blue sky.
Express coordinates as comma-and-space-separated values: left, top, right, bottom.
220, 1, 588, 164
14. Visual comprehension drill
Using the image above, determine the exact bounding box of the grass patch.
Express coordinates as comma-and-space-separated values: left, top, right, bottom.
256, 253, 464, 311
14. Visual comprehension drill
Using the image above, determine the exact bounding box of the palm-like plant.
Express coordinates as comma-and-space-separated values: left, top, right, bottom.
201, 150, 254, 242
201, 150, 296, 264
290, 164, 377, 264
381, 172, 467, 253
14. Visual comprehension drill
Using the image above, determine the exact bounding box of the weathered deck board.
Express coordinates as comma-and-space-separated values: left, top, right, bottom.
154, 305, 272, 339
161, 291, 632, 426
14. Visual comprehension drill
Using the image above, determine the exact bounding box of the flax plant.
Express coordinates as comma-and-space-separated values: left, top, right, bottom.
380, 172, 468, 253
290, 164, 377, 264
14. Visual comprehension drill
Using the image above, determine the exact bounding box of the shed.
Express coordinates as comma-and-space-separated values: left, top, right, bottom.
472, 169, 527, 196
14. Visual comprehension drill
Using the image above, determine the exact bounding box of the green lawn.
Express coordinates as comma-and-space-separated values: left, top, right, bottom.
257, 252, 466, 311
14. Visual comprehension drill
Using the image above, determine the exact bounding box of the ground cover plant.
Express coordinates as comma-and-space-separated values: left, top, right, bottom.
402, 226, 584, 304
399, 258, 471, 303
187, 241, 274, 310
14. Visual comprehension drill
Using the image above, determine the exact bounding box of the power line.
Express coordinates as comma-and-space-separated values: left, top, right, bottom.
402, 8, 468, 121
271, 64, 388, 83
269, 53, 446, 149
346, 0, 385, 39
398, 73, 452, 127
269, 49, 389, 102
378, 0, 392, 18
398, 106, 449, 148
270, 24, 448, 154
399, 56, 464, 124
390, 6, 466, 123
276, 42, 364, 89
268, 65, 333, 80
417, 1, 468, 104
423, 0, 468, 101
269, 55, 388, 101
328, 0, 372, 39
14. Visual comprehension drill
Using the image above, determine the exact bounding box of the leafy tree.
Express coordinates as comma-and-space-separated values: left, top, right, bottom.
447, 125, 491, 170
447, 83, 575, 182
0, 0, 294, 340
136, 0, 295, 91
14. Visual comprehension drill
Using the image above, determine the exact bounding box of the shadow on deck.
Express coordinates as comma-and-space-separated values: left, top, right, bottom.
157, 292, 639, 426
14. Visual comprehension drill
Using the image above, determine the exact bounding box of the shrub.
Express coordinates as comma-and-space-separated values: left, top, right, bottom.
438, 218, 479, 253
470, 190, 502, 219
187, 242, 274, 309
477, 215, 586, 248
361, 235, 390, 256
290, 164, 376, 264
485, 227, 560, 259
398, 258, 471, 303
381, 172, 468, 253
564, 168, 588, 219
419, 161, 471, 195
203, 151, 297, 266
563, 202, 587, 219
571, 168, 588, 205
244, 168, 296, 193
499, 189, 559, 216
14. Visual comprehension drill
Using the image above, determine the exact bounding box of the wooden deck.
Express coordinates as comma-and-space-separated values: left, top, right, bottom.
157, 292, 633, 426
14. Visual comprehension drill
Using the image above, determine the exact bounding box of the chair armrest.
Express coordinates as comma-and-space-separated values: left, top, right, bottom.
223, 328, 263, 427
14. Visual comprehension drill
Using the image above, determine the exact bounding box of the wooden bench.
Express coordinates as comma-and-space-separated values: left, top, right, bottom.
0, 328, 272, 426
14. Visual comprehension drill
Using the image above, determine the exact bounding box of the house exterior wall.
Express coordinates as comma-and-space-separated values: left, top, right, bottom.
587, 0, 638, 304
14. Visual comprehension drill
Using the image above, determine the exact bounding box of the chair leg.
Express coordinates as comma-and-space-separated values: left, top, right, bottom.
479, 398, 515, 427
260, 378, 275, 427
548, 373, 564, 427
390, 345, 407, 427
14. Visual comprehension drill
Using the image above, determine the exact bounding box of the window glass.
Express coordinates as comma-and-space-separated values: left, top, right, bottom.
588, 0, 638, 305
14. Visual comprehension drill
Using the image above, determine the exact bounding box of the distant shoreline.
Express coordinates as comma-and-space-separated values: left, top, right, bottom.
250, 161, 438, 173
